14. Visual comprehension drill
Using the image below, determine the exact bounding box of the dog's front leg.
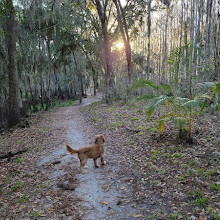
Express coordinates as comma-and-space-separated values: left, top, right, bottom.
93, 159, 99, 168
100, 155, 106, 165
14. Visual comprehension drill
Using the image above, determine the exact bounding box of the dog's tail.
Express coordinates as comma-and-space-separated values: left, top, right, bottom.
66, 144, 79, 155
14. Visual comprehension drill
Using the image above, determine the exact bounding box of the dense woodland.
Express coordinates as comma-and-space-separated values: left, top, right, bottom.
0, 1, 220, 219
0, 0, 219, 129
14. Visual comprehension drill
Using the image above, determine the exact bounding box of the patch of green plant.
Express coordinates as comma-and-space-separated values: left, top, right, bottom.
17, 158, 24, 163
161, 169, 168, 174
176, 176, 186, 183
106, 107, 115, 112
17, 140, 25, 145
138, 131, 143, 135
197, 168, 204, 173
181, 164, 188, 168
149, 128, 157, 133
35, 184, 47, 189
162, 153, 171, 158
11, 182, 23, 192
28, 211, 41, 218
203, 170, 217, 177
153, 150, 160, 155
38, 146, 44, 152
214, 213, 220, 220
92, 117, 99, 122
165, 142, 170, 146
168, 212, 179, 219
189, 160, 196, 166
193, 197, 209, 207
63, 100, 78, 106
207, 206, 213, 214
52, 100, 79, 108
145, 172, 150, 177
210, 183, 220, 193
144, 126, 150, 130
19, 196, 29, 203
11, 186, 18, 192
151, 155, 157, 160
187, 191, 204, 200
5, 176, 11, 185
39, 127, 48, 133
172, 160, 179, 164
110, 122, 122, 128
186, 169, 196, 176
149, 214, 157, 219
173, 153, 181, 158
130, 117, 139, 121
188, 191, 209, 207
153, 180, 158, 184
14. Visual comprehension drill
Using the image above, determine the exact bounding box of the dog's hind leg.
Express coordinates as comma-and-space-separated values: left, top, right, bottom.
93, 159, 99, 168
80, 157, 88, 173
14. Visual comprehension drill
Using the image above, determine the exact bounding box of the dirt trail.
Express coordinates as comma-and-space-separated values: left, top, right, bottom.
37, 95, 139, 219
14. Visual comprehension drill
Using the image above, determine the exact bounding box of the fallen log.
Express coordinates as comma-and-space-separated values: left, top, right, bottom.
0, 148, 28, 161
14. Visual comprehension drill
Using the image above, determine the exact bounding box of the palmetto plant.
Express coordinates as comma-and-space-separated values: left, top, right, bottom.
132, 80, 220, 143
197, 81, 220, 113
146, 94, 206, 143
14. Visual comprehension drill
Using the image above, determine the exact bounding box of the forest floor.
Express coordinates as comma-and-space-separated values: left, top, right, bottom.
0, 94, 219, 220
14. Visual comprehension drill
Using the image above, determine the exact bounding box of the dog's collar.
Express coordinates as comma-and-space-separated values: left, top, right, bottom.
97, 144, 104, 147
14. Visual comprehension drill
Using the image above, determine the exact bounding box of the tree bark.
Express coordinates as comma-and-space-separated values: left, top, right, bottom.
5, 0, 21, 127
147, 0, 152, 80
94, 0, 114, 102
113, 0, 132, 82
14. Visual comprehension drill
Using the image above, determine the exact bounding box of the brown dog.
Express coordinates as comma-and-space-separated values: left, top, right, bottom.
66, 134, 106, 173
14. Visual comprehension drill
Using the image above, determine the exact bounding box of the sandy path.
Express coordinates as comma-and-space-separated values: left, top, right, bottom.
37, 95, 139, 219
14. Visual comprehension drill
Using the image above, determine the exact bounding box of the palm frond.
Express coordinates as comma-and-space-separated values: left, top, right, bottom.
182, 98, 204, 109
131, 79, 159, 90
136, 95, 154, 101
198, 82, 215, 89
146, 95, 171, 120
175, 97, 190, 103
159, 83, 172, 93
157, 117, 168, 132
175, 117, 186, 129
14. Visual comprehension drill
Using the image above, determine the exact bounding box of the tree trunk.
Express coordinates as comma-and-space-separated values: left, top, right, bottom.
113, 0, 132, 82
5, 0, 21, 127
95, 0, 114, 102
161, 6, 169, 83
72, 52, 83, 103
213, 22, 220, 81
147, 0, 152, 80
192, 0, 203, 80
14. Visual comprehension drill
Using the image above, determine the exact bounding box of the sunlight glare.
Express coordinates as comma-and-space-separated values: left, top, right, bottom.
116, 42, 124, 50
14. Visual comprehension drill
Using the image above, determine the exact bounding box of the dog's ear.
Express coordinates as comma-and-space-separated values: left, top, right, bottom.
94, 136, 99, 144
101, 134, 105, 142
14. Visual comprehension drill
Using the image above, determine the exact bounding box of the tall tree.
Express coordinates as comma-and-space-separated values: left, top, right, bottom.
113, 0, 133, 82
5, 0, 21, 127
147, 0, 152, 80
94, 0, 114, 102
